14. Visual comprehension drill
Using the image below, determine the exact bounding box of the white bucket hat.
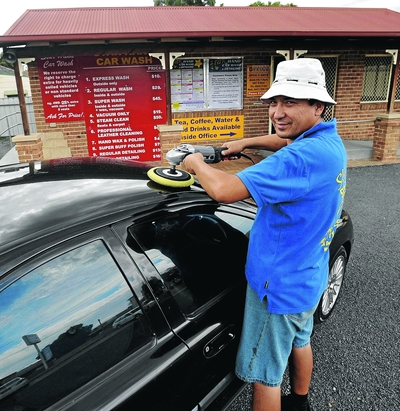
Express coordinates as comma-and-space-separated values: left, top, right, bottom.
261, 58, 336, 106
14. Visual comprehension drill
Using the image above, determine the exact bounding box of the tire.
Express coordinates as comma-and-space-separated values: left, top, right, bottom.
314, 246, 348, 324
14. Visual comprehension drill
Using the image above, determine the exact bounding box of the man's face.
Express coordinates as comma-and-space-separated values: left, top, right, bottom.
268, 96, 325, 140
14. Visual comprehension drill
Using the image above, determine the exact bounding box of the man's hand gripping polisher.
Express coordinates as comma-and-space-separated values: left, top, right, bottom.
147, 144, 228, 188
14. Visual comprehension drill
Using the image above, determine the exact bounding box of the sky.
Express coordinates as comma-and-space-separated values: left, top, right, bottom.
1, 0, 400, 37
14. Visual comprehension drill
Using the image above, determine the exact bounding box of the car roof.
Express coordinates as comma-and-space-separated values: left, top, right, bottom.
0, 158, 210, 268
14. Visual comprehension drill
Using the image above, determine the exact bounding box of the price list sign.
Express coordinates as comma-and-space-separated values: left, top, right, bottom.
83, 65, 166, 161
171, 59, 205, 112
81, 55, 167, 161
38, 54, 167, 162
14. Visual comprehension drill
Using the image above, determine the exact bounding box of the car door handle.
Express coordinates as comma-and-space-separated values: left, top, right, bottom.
203, 325, 236, 359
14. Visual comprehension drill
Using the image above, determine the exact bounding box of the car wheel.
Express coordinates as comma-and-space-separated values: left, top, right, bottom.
315, 246, 347, 324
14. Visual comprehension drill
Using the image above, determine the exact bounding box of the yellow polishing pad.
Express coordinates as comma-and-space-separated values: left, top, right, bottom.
147, 167, 195, 188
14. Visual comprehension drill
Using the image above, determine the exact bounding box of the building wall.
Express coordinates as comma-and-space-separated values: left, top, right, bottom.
334, 50, 398, 142
27, 47, 400, 159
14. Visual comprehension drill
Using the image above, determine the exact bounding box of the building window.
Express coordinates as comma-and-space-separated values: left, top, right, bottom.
317, 56, 338, 121
395, 68, 400, 101
361, 55, 393, 103
284, 55, 338, 121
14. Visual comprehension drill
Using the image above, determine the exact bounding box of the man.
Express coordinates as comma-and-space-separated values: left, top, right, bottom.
183, 58, 347, 411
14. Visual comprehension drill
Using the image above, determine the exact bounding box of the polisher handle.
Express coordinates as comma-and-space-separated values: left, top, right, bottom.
166, 144, 241, 166
214, 147, 242, 162
203, 146, 229, 163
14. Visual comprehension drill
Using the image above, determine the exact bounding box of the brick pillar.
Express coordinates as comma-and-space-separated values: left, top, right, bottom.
157, 124, 183, 166
12, 133, 43, 162
373, 113, 400, 162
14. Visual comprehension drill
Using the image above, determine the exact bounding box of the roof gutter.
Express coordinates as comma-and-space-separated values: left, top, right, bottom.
2, 30, 400, 48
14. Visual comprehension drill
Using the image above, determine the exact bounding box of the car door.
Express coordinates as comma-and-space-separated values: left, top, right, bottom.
113, 202, 255, 409
0, 228, 193, 411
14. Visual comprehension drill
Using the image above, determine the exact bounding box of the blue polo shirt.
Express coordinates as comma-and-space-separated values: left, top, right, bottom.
237, 120, 347, 314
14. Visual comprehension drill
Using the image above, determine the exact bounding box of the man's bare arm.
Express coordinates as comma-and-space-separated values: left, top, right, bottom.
183, 153, 250, 204
221, 134, 288, 157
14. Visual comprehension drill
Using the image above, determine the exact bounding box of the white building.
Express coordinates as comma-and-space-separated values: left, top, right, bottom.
0, 65, 31, 98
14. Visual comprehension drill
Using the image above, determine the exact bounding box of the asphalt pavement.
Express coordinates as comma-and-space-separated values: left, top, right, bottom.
227, 164, 400, 411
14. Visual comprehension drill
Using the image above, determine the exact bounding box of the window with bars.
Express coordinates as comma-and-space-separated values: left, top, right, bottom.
395, 68, 400, 101
269, 55, 338, 128
318, 57, 338, 121
361, 55, 393, 103
300, 55, 338, 121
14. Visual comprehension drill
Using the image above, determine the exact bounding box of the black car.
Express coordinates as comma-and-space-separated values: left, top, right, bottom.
0, 157, 354, 411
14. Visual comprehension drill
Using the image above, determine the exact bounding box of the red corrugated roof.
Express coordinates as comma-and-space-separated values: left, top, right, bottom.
1, 7, 400, 46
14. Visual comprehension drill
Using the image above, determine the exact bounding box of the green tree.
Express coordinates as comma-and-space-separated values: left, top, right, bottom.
154, 0, 216, 5
249, 1, 296, 5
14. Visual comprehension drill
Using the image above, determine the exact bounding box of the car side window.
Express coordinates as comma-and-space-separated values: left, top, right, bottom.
128, 211, 251, 314
0, 240, 153, 411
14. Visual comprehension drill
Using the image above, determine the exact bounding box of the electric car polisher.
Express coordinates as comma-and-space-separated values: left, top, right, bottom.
147, 144, 229, 188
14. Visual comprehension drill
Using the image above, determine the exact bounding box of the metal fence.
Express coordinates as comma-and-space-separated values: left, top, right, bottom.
0, 96, 37, 139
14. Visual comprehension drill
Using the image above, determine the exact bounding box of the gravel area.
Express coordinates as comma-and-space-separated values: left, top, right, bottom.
227, 164, 400, 411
